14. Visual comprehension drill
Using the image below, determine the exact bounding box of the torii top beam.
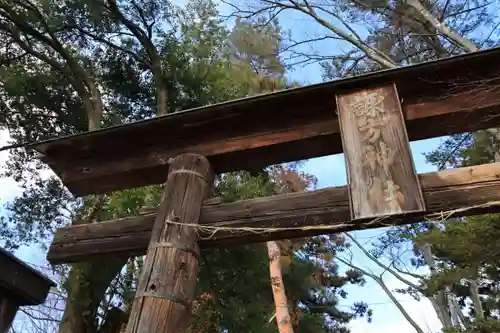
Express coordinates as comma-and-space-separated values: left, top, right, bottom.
29, 47, 500, 197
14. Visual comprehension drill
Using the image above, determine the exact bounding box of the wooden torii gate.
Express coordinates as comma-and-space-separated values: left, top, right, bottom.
30, 47, 500, 332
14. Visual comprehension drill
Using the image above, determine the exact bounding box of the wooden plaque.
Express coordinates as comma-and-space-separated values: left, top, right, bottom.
336, 84, 426, 220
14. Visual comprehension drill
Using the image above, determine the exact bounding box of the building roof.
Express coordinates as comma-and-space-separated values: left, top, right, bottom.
0, 247, 56, 305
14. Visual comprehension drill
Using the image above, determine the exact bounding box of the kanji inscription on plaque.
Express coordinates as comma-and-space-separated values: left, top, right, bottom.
336, 84, 426, 220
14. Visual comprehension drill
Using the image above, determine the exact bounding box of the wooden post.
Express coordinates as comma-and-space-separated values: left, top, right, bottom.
336, 84, 426, 220
125, 153, 213, 333
0, 248, 56, 333
0, 293, 19, 333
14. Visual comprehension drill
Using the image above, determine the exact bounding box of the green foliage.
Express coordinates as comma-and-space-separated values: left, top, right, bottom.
424, 132, 498, 170
415, 214, 500, 319
1, 176, 77, 251
228, 17, 289, 95
414, 99, 500, 325
0, 64, 87, 140
444, 319, 500, 333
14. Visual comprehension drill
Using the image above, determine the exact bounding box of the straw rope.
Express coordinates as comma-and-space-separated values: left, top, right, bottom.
163, 200, 500, 240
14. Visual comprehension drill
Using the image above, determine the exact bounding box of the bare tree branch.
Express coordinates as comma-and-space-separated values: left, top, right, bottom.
406, 0, 479, 52
72, 25, 148, 66
336, 255, 425, 333
344, 233, 422, 290
269, 0, 398, 68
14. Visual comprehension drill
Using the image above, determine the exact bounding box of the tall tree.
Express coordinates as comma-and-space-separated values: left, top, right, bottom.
420, 120, 500, 325
0, 1, 234, 332
0, 2, 131, 332
189, 17, 371, 333
228, 18, 295, 333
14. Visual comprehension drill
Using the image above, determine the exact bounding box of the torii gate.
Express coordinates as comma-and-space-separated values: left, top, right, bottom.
30, 47, 500, 332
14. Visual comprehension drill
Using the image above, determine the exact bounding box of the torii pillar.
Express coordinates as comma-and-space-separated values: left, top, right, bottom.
125, 153, 213, 333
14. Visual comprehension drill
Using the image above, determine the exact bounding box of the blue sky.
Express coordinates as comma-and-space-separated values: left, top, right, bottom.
0, 1, 460, 332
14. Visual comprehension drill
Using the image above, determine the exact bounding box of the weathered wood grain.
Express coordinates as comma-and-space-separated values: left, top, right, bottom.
47, 162, 500, 263
336, 84, 425, 219
30, 47, 500, 196
125, 154, 213, 333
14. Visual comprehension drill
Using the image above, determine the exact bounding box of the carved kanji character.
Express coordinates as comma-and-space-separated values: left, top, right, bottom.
363, 145, 377, 172
349, 91, 386, 118
376, 141, 396, 177
364, 92, 385, 118
368, 176, 385, 210
356, 115, 368, 129
384, 180, 405, 212
359, 116, 389, 143
349, 95, 369, 118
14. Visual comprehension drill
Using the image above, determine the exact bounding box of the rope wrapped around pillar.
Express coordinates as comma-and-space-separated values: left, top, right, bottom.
125, 153, 213, 333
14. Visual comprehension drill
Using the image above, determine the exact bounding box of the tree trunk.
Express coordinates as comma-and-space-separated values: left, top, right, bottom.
451, 297, 469, 327
429, 295, 450, 329
447, 287, 460, 327
99, 307, 127, 333
267, 241, 294, 333
125, 153, 213, 333
469, 280, 484, 320
377, 278, 425, 333
420, 243, 453, 329
59, 89, 128, 333
59, 257, 127, 333
87, 79, 104, 131
152, 59, 169, 116
406, 0, 479, 53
